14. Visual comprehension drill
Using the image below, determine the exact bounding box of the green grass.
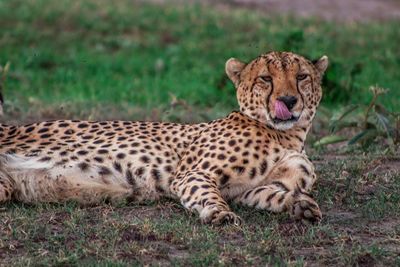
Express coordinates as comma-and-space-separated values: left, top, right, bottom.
0, 0, 399, 115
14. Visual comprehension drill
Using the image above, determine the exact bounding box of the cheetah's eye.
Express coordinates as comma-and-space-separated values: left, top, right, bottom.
296, 74, 308, 81
259, 75, 272, 83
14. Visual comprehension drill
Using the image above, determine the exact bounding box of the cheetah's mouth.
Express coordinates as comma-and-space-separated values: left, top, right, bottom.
272, 115, 299, 124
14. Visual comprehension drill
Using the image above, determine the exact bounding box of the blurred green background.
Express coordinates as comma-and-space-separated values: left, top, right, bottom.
0, 0, 399, 119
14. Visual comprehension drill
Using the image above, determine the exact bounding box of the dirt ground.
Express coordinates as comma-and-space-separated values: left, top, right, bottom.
150, 0, 400, 22
220, 0, 400, 21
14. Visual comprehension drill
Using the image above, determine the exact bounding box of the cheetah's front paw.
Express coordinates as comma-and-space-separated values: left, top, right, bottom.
202, 209, 243, 226
291, 196, 322, 223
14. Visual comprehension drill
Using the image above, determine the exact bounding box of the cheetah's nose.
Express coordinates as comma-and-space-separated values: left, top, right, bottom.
277, 96, 298, 110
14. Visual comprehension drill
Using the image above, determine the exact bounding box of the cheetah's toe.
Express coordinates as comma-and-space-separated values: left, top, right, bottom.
203, 210, 243, 226
292, 198, 322, 223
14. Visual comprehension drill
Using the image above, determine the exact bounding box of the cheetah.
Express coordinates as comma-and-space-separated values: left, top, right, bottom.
0, 51, 328, 225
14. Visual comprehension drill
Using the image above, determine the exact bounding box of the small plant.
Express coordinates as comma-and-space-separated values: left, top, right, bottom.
0, 61, 10, 116
314, 86, 400, 151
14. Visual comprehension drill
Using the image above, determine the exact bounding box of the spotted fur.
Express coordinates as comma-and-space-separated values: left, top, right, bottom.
0, 52, 328, 225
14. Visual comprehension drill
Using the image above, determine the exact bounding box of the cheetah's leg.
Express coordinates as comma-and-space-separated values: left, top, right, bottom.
0, 154, 132, 204
235, 152, 322, 223
171, 171, 242, 226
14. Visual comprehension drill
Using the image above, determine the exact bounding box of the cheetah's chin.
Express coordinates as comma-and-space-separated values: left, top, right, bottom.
269, 114, 299, 131
271, 119, 297, 131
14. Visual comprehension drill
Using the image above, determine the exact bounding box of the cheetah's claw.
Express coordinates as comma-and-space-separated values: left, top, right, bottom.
203, 210, 243, 226
292, 198, 322, 223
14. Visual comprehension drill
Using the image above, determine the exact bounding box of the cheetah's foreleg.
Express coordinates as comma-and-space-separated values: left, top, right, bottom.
171, 170, 242, 226
235, 152, 322, 223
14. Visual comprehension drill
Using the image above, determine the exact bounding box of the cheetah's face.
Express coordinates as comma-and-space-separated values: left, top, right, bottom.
226, 52, 328, 131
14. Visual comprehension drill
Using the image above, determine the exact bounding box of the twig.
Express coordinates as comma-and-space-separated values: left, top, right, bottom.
363, 88, 378, 129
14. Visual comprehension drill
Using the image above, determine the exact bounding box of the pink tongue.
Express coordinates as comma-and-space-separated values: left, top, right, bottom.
275, 100, 292, 120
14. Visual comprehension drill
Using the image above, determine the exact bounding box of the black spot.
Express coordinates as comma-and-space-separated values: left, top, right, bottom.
299, 164, 310, 176
254, 187, 266, 195
77, 150, 88, 156
201, 161, 210, 169
214, 169, 223, 175
131, 142, 140, 147
43, 122, 54, 127
164, 165, 173, 173
99, 166, 111, 175
78, 162, 89, 171
228, 156, 237, 163
78, 123, 89, 128
65, 129, 75, 135
140, 156, 150, 164
249, 167, 257, 179
151, 169, 161, 180
300, 178, 307, 189
243, 131, 251, 137
259, 160, 268, 175
39, 156, 51, 162
135, 167, 145, 177
98, 149, 108, 154
220, 174, 230, 185
126, 170, 135, 185
113, 162, 122, 173
187, 177, 196, 183
94, 157, 103, 163
190, 185, 199, 194
217, 154, 226, 160
116, 153, 126, 159
25, 126, 35, 133
266, 191, 279, 202
8, 128, 17, 136
38, 128, 49, 133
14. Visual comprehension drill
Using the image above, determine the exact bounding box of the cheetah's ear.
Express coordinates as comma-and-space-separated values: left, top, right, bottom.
313, 55, 329, 75
225, 58, 246, 87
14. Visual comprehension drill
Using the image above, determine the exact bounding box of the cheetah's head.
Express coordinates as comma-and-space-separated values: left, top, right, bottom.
226, 51, 328, 131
